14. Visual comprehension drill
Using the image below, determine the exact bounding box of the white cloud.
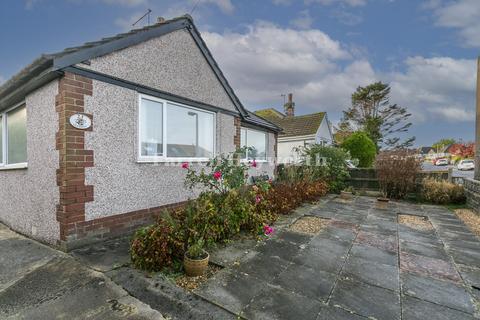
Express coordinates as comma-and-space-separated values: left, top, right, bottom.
194, 0, 234, 14
431, 0, 480, 47
290, 10, 314, 29
306, 0, 367, 7
0, 75, 4, 85
389, 56, 476, 122
102, 0, 147, 6
202, 21, 476, 126
429, 106, 476, 122
202, 22, 374, 114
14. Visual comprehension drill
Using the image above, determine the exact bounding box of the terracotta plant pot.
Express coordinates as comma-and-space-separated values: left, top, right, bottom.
340, 191, 353, 200
377, 197, 390, 202
184, 251, 209, 277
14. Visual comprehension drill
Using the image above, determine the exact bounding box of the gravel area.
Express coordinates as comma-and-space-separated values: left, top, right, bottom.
176, 265, 223, 291
289, 216, 330, 235
454, 209, 480, 237
398, 214, 434, 231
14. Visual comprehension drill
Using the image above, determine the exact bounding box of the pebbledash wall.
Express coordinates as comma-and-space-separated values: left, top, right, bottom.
0, 81, 60, 244
0, 27, 276, 249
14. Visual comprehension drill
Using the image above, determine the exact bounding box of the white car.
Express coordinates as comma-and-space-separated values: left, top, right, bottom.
457, 159, 475, 171
435, 158, 449, 166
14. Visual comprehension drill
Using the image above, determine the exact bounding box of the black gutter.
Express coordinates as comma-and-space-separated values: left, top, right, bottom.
63, 66, 240, 117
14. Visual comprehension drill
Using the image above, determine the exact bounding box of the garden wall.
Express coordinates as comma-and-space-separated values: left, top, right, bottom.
464, 178, 480, 214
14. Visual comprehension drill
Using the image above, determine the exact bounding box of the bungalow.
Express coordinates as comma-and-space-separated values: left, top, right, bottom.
255, 94, 333, 163
0, 15, 280, 249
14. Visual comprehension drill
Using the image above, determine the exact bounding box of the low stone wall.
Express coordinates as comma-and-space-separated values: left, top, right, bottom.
464, 178, 480, 214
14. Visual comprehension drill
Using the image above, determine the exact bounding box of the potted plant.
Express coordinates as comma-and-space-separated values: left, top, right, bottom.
377, 191, 390, 203
184, 239, 209, 277
340, 186, 354, 200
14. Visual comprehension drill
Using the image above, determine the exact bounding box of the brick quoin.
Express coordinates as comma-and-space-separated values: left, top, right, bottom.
55, 72, 95, 243
55, 72, 189, 249
234, 117, 241, 149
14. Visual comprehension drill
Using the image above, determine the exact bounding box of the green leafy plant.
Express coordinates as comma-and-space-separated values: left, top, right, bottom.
186, 239, 207, 259
300, 145, 350, 193
341, 131, 376, 167
183, 148, 250, 194
421, 178, 466, 205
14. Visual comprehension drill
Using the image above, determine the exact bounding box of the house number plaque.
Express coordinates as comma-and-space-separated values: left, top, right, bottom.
69, 114, 92, 130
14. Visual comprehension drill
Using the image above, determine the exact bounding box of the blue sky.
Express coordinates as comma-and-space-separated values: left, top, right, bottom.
0, 0, 478, 146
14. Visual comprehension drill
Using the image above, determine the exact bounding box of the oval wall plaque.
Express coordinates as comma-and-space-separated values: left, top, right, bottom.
69, 114, 92, 130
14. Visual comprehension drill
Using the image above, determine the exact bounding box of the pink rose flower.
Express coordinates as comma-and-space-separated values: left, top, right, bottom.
255, 195, 262, 204
181, 162, 189, 169
263, 225, 274, 236
250, 160, 258, 168
213, 171, 222, 180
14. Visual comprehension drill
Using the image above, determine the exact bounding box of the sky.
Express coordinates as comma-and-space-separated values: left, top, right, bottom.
0, 0, 478, 146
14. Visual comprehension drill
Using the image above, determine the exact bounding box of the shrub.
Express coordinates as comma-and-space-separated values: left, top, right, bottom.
300, 145, 350, 193
375, 150, 422, 199
421, 178, 466, 205
130, 217, 184, 272
341, 132, 376, 167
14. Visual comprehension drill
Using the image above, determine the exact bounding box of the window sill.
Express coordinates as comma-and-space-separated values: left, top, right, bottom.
137, 158, 211, 164
0, 163, 28, 171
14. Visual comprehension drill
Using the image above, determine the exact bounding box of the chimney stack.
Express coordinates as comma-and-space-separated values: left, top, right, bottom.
284, 93, 295, 117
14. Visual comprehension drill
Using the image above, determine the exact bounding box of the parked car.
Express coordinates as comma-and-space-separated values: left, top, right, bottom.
435, 158, 449, 166
457, 159, 475, 171
345, 160, 356, 169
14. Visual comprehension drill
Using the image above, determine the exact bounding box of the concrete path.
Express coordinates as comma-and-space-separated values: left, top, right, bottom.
0, 224, 164, 320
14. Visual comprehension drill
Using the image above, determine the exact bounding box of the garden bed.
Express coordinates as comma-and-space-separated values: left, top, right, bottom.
454, 209, 480, 237
398, 214, 433, 231
175, 264, 223, 291
289, 216, 329, 235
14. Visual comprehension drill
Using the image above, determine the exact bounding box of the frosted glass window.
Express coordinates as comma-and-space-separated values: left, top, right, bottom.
7, 105, 27, 164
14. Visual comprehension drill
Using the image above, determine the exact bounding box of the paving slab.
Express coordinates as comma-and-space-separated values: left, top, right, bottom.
276, 229, 313, 245
316, 305, 367, 320
401, 272, 475, 314
255, 238, 304, 262
233, 253, 291, 282
355, 231, 397, 252
402, 295, 474, 320
399, 240, 450, 261
330, 278, 401, 320
314, 225, 357, 243
293, 244, 347, 274
341, 255, 399, 291
273, 262, 336, 301
400, 252, 461, 282
243, 284, 323, 320
209, 237, 259, 267
195, 269, 267, 315
70, 236, 132, 272
349, 244, 398, 266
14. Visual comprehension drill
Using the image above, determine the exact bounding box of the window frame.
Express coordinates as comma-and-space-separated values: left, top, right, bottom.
240, 127, 268, 162
0, 102, 28, 170
137, 93, 216, 163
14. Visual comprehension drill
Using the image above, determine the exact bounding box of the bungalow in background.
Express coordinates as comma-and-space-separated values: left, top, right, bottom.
0, 15, 280, 249
418, 146, 435, 160
255, 94, 333, 163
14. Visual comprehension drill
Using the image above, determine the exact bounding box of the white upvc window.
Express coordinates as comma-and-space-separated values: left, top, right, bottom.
138, 94, 216, 162
240, 127, 268, 161
0, 103, 28, 169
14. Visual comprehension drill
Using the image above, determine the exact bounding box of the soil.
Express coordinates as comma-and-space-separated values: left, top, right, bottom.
454, 209, 480, 237
398, 214, 434, 231
289, 216, 330, 235
175, 264, 222, 291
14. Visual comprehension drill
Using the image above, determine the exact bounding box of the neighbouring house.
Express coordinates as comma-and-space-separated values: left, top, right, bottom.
0, 15, 280, 249
418, 146, 435, 160
255, 94, 333, 163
